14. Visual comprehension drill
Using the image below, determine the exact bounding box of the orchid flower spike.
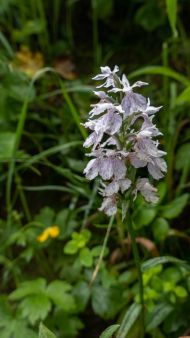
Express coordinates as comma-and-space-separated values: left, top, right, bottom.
83, 66, 167, 216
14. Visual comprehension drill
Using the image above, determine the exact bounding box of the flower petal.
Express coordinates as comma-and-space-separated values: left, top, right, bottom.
99, 196, 117, 216
136, 178, 159, 203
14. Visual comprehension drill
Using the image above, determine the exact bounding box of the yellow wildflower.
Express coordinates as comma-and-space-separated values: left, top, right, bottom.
37, 225, 60, 243
12, 46, 44, 78
48, 226, 60, 238
37, 230, 49, 243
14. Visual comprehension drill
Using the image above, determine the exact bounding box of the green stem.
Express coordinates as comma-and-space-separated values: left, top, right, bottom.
127, 214, 145, 338
90, 215, 114, 285
6, 92, 30, 228
15, 174, 32, 222
162, 42, 169, 117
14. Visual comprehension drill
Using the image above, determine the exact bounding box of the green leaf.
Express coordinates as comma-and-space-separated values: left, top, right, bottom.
92, 285, 125, 320
79, 247, 93, 267
135, 2, 165, 31
101, 268, 117, 288
152, 218, 170, 241
157, 182, 167, 202
64, 240, 79, 254
0, 297, 37, 337
80, 229, 91, 241
166, 0, 178, 37
10, 278, 46, 300
122, 200, 129, 222
0, 132, 15, 160
55, 209, 77, 239
176, 86, 190, 104
91, 245, 109, 257
91, 0, 113, 19
162, 266, 182, 283
72, 281, 90, 312
174, 286, 188, 298
47, 280, 76, 312
0, 31, 14, 57
60, 81, 87, 139
160, 194, 189, 219
9, 83, 35, 102
35, 207, 55, 227
0, 297, 12, 327
134, 207, 157, 229
128, 66, 190, 86
39, 323, 56, 338
116, 303, 142, 338
141, 256, 190, 273
52, 313, 83, 337
146, 303, 173, 331
175, 143, 190, 170
13, 20, 44, 41
20, 294, 51, 324
1, 320, 38, 338
100, 324, 120, 338
71, 229, 91, 248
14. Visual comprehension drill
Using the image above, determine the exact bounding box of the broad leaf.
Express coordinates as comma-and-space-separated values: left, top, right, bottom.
134, 207, 157, 228
35, 207, 55, 227
46, 280, 76, 312
64, 240, 79, 254
175, 143, 190, 170
92, 285, 125, 320
10, 278, 46, 300
72, 281, 90, 312
79, 247, 93, 267
160, 194, 189, 219
152, 218, 170, 242
20, 294, 51, 324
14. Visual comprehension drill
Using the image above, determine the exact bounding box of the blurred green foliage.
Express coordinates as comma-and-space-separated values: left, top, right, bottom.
0, 0, 190, 337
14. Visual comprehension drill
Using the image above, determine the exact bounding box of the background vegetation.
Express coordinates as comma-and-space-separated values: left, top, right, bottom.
0, 0, 190, 337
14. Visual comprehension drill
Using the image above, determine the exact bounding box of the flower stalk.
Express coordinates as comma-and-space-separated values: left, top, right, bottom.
83, 65, 167, 335
127, 213, 145, 338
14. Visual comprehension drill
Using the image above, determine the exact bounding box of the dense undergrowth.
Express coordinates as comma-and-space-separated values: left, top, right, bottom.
0, 1, 190, 337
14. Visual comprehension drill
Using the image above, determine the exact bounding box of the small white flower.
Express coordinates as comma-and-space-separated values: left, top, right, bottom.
93, 65, 119, 88
135, 178, 159, 203
99, 196, 118, 216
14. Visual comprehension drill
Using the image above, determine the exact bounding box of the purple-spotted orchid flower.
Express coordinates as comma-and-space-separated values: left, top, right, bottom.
83, 66, 167, 216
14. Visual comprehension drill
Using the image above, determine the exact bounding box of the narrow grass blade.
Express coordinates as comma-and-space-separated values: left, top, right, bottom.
6, 68, 58, 226
116, 303, 142, 338
166, 0, 178, 37
0, 31, 14, 57
100, 324, 120, 338
146, 303, 173, 331
19, 141, 82, 169
141, 256, 190, 273
59, 80, 87, 139
128, 66, 190, 86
